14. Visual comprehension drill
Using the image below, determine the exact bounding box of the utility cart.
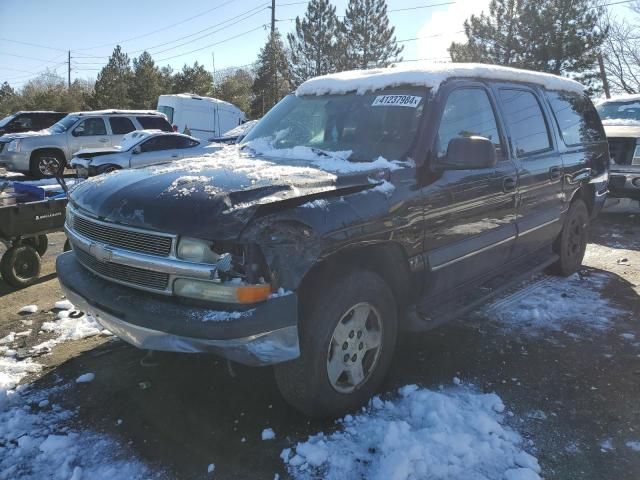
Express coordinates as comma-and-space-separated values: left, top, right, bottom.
0, 180, 70, 287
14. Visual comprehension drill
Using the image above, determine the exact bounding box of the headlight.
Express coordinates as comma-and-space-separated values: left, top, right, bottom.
633, 145, 640, 166
177, 237, 220, 263
174, 279, 271, 304
65, 206, 75, 227
7, 139, 21, 152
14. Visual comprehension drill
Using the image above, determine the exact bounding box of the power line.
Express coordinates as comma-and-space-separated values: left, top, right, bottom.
73, 0, 238, 52
0, 38, 67, 52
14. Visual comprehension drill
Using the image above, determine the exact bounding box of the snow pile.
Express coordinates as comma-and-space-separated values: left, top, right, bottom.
34, 308, 105, 353
262, 428, 276, 441
482, 272, 622, 335
296, 62, 584, 97
282, 384, 540, 480
200, 308, 255, 323
0, 389, 156, 479
75, 373, 95, 383
0, 356, 41, 397
18, 305, 38, 314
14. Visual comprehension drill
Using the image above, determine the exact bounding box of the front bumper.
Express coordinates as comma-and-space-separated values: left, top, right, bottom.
609, 169, 640, 200
0, 150, 30, 172
56, 251, 300, 366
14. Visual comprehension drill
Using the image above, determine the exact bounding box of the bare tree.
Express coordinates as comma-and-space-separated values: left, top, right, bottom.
601, 3, 640, 94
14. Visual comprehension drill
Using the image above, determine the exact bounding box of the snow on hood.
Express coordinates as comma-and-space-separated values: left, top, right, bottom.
283, 383, 541, 480
598, 93, 640, 105
601, 118, 640, 127
296, 62, 585, 97
1, 129, 51, 140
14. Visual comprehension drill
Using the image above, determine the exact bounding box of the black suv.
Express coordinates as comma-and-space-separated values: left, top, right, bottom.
57, 65, 609, 417
0, 111, 67, 137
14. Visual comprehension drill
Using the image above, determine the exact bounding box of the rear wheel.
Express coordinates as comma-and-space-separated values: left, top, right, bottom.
274, 269, 397, 418
551, 199, 589, 276
0, 245, 41, 288
97, 164, 120, 175
30, 150, 65, 179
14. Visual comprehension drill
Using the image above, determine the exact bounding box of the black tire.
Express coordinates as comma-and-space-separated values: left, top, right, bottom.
29, 150, 65, 179
551, 199, 589, 277
97, 165, 120, 175
23, 235, 48, 256
0, 245, 42, 288
63, 239, 72, 252
274, 270, 397, 418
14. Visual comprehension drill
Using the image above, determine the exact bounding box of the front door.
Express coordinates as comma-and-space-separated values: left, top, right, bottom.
422, 83, 518, 297
68, 117, 111, 152
493, 86, 564, 257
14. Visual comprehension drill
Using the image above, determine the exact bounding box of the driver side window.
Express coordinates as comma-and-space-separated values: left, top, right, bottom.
74, 117, 107, 136
437, 88, 503, 160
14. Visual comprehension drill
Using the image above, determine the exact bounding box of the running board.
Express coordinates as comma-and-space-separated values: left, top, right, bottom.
405, 251, 559, 332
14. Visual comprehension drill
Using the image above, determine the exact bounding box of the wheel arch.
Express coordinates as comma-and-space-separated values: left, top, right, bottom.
567, 183, 595, 216
297, 242, 414, 318
30, 147, 67, 165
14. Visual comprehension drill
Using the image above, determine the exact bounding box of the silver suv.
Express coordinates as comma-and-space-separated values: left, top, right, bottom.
0, 110, 172, 178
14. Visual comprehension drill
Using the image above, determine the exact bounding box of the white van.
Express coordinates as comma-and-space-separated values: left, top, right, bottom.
157, 93, 246, 141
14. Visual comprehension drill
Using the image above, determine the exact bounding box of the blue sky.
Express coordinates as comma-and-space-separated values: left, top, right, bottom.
0, 0, 633, 89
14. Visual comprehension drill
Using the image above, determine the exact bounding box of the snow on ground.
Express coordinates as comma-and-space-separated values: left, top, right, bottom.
18, 305, 38, 314
262, 428, 276, 441
283, 384, 540, 480
481, 272, 623, 336
33, 306, 106, 354
0, 300, 155, 479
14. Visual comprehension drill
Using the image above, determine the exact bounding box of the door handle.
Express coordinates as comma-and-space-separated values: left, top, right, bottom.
549, 166, 562, 181
171, 154, 178, 158
98, 138, 109, 143
502, 176, 517, 193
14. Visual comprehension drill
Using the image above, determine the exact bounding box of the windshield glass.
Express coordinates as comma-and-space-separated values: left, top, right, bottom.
50, 115, 80, 133
597, 101, 640, 121
157, 105, 174, 124
241, 87, 427, 162
0, 114, 15, 128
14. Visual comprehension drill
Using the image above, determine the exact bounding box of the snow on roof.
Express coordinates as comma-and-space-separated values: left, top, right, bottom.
599, 93, 640, 104
601, 118, 640, 127
296, 62, 585, 97
159, 93, 240, 109
68, 109, 164, 116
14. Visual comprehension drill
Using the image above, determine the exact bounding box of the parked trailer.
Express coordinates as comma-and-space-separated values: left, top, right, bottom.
157, 94, 246, 141
0, 182, 69, 287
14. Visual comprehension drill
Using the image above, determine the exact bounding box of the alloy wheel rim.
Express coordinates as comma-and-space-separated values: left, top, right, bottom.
15, 252, 37, 279
326, 302, 383, 394
38, 157, 58, 176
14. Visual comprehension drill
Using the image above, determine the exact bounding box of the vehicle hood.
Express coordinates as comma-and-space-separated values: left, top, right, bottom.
603, 124, 640, 139
74, 147, 122, 157
69, 145, 394, 240
0, 129, 52, 142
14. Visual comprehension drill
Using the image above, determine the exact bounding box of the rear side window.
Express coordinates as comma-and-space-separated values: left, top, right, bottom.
499, 89, 552, 157
109, 117, 136, 135
137, 116, 173, 132
140, 135, 180, 152
547, 91, 605, 146
437, 88, 503, 160
175, 137, 199, 148
157, 106, 174, 124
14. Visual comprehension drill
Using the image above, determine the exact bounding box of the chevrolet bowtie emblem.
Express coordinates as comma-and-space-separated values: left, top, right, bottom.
89, 242, 112, 263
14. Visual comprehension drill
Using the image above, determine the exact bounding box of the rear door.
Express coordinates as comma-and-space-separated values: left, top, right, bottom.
494, 85, 564, 257
422, 81, 518, 294
108, 116, 137, 146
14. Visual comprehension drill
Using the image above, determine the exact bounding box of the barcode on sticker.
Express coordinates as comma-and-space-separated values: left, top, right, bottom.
372, 95, 422, 108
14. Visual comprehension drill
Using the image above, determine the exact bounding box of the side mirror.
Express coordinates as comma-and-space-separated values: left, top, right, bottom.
439, 136, 497, 170
72, 126, 84, 137
132, 145, 141, 154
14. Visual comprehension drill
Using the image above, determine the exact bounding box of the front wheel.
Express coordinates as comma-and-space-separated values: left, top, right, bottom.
551, 199, 589, 277
30, 151, 65, 179
274, 270, 397, 418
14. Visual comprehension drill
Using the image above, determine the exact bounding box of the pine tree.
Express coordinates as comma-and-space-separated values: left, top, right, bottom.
287, 0, 342, 86
450, 0, 525, 66
251, 31, 292, 118
0, 82, 17, 115
130, 51, 164, 109
341, 0, 403, 70
91, 46, 133, 109
172, 62, 213, 96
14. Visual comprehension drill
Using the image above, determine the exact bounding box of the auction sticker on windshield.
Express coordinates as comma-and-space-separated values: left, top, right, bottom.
372, 95, 422, 108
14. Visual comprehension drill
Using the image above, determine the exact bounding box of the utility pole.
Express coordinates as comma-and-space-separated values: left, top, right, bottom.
67, 50, 71, 90
597, 53, 610, 99
271, 0, 276, 34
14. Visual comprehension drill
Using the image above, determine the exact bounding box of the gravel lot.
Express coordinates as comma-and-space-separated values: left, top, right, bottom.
0, 197, 638, 479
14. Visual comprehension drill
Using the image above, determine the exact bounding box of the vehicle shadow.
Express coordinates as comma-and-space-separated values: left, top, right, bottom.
27, 264, 640, 479
0, 272, 57, 296
589, 210, 640, 252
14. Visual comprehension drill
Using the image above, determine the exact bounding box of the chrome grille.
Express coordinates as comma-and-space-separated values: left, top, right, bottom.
75, 248, 169, 291
73, 214, 173, 257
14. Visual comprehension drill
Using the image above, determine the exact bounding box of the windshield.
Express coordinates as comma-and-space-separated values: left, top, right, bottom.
0, 114, 15, 128
50, 115, 80, 133
597, 101, 640, 122
241, 87, 427, 162
157, 105, 174, 124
